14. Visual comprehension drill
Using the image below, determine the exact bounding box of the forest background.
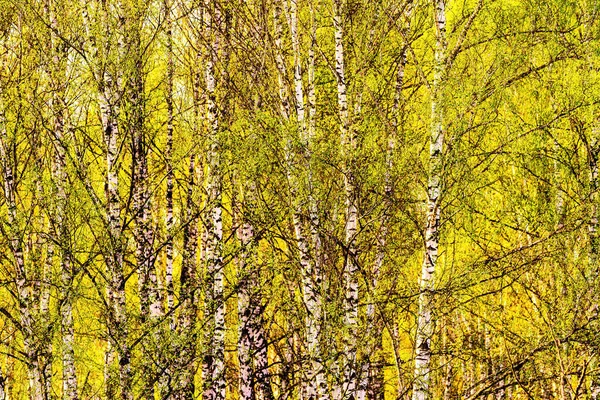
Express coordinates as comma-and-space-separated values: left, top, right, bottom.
0, 0, 598, 399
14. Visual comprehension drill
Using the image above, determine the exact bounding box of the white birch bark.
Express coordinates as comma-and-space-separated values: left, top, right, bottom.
273, 4, 312, 398
129, 8, 161, 396
47, 2, 79, 394
202, 3, 226, 398
284, 1, 330, 399
78, 4, 117, 396
358, 5, 414, 400
254, 313, 274, 400
273, 1, 330, 397
164, 0, 176, 330
236, 180, 275, 400
589, 122, 600, 400
0, 119, 36, 400
100, 84, 132, 400
177, 155, 200, 400
55, 130, 78, 400
0, 42, 41, 400
98, 16, 131, 397
80, 1, 132, 397
159, 1, 176, 396
332, 1, 359, 398
236, 188, 255, 400
274, 1, 291, 121
31, 144, 52, 400
412, 1, 447, 399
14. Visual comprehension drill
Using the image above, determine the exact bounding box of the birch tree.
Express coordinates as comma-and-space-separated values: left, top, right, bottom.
332, 0, 359, 397
0, 27, 42, 400
284, 1, 330, 398
202, 2, 226, 399
79, 1, 133, 397
412, 0, 446, 398
236, 178, 275, 400
45, 0, 79, 397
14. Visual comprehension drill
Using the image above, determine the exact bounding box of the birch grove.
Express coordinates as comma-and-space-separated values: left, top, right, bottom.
0, 0, 599, 399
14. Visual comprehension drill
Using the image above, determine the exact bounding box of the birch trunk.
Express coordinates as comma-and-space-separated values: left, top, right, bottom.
56, 133, 78, 400
254, 312, 274, 400
236, 189, 256, 400
202, 3, 226, 398
79, 3, 115, 395
273, 1, 330, 397
412, 1, 447, 399
31, 141, 52, 400
47, 1, 79, 393
0, 34, 42, 398
164, 0, 176, 330
177, 155, 200, 400
80, 1, 133, 398
238, 234, 254, 400
100, 87, 132, 400
160, 0, 176, 396
129, 9, 161, 396
589, 121, 600, 400
236, 181, 275, 400
27, 232, 45, 400
273, 3, 307, 398
333, 1, 359, 398
0, 95, 39, 400
98, 30, 131, 397
284, 1, 330, 398
359, 4, 414, 399
306, 13, 329, 397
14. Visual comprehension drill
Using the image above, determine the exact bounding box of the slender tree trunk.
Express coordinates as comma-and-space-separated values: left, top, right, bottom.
273, 1, 291, 121
56, 142, 78, 400
333, 1, 359, 398
81, 1, 133, 398
47, 2, 79, 393
164, 0, 176, 330
31, 133, 53, 400
99, 69, 132, 400
358, 4, 414, 400
306, 9, 329, 398
236, 180, 275, 400
0, 39, 44, 396
589, 121, 600, 400
160, 0, 176, 396
412, 1, 447, 399
177, 156, 200, 400
283, 1, 330, 399
0, 92, 40, 400
237, 187, 256, 400
129, 8, 161, 396
203, 3, 226, 398
273, 3, 309, 398
200, 3, 215, 393
238, 269, 254, 399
